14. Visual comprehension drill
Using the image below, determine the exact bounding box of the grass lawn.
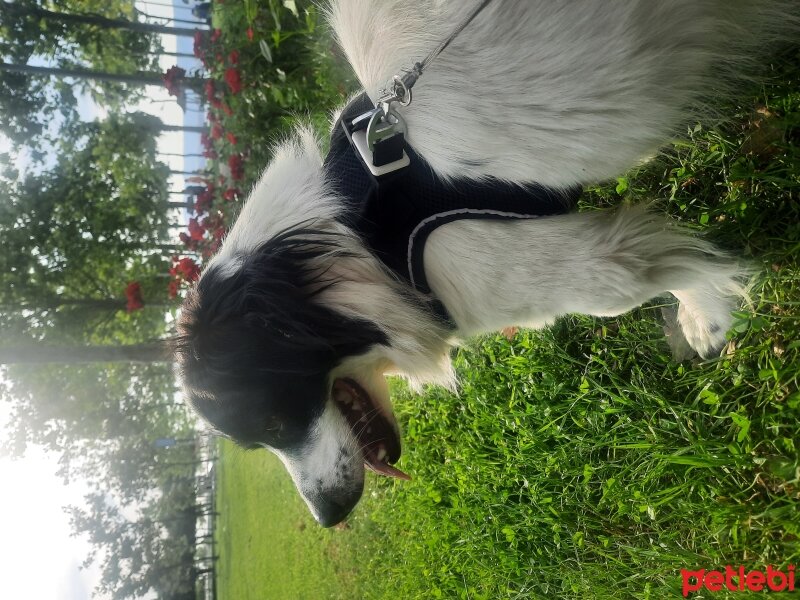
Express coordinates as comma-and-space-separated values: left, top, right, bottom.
215, 53, 800, 600
215, 438, 378, 600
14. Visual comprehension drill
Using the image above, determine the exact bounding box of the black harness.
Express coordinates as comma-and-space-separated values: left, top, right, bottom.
324, 93, 581, 326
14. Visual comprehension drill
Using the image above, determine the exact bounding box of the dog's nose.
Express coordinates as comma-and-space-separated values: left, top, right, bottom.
313, 493, 360, 527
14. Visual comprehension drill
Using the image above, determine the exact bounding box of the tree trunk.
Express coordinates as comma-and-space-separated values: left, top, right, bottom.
135, 10, 207, 27
1, 297, 173, 312
0, 342, 172, 364
0, 61, 205, 89
154, 242, 186, 253
1, 2, 200, 37
168, 201, 193, 210
149, 51, 199, 59
157, 123, 208, 134
159, 152, 206, 158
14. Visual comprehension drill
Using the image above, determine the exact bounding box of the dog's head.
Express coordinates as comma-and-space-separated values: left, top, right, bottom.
175, 130, 455, 526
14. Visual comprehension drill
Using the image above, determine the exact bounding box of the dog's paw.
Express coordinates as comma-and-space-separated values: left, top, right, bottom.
661, 305, 697, 361
674, 297, 733, 359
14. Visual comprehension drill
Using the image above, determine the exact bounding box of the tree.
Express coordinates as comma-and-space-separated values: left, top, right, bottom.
0, 342, 170, 365
1, 2, 201, 38
67, 480, 199, 599
0, 0, 165, 154
0, 112, 172, 320
1, 362, 181, 458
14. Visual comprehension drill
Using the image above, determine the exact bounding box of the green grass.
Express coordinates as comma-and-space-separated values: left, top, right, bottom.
216, 53, 800, 599
215, 439, 374, 600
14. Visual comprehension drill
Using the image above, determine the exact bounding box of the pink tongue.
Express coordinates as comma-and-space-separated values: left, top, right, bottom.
365, 460, 412, 481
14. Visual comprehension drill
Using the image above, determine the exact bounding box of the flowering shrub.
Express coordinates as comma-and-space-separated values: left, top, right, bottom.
165, 0, 357, 301
124, 281, 145, 312
168, 256, 201, 298
162, 66, 186, 97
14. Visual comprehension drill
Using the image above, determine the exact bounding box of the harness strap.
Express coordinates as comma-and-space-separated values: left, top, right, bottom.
324, 94, 582, 331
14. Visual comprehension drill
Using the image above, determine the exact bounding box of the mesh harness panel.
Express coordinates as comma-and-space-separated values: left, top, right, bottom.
324, 93, 581, 326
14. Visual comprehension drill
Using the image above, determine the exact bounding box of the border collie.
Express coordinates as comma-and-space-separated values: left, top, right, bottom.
176, 0, 797, 526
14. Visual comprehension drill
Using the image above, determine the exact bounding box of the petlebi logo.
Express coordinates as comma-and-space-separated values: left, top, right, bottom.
681, 565, 796, 596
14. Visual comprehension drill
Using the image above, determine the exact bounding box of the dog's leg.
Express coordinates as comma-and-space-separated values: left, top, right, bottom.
423, 207, 748, 358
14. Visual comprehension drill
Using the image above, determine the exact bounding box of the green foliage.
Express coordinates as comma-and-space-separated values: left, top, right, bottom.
66, 440, 200, 598
183, 0, 356, 252
0, 111, 172, 344
0, 0, 162, 155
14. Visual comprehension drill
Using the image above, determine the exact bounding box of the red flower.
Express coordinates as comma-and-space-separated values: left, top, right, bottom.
202, 212, 224, 231
228, 153, 244, 180
221, 102, 233, 117
226, 132, 237, 145
204, 80, 215, 100
124, 282, 144, 312
211, 122, 223, 140
224, 67, 242, 94
205, 81, 222, 110
223, 188, 241, 202
193, 31, 206, 58
188, 217, 206, 241
211, 29, 222, 43
194, 186, 215, 213
168, 279, 180, 299
171, 257, 201, 282
162, 66, 186, 97
178, 232, 199, 251
228, 50, 240, 65
246, 27, 254, 41
203, 148, 218, 160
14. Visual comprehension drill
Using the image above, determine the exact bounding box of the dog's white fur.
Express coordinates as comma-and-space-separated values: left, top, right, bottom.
329, 0, 791, 187
197, 0, 796, 523
424, 208, 748, 357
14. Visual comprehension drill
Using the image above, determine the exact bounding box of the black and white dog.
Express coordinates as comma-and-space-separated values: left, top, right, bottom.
176, 0, 796, 526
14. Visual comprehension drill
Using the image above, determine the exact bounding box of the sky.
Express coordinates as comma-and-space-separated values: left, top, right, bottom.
0, 2, 205, 598
0, 399, 102, 599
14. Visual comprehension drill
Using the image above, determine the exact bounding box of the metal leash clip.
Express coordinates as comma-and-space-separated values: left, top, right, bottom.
344, 0, 494, 175
380, 74, 414, 107
348, 77, 411, 175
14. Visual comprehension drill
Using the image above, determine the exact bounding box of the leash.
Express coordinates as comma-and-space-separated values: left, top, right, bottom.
350, 0, 496, 172
380, 0, 495, 107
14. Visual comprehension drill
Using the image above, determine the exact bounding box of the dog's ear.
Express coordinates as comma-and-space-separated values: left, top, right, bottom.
194, 227, 388, 367
174, 227, 388, 444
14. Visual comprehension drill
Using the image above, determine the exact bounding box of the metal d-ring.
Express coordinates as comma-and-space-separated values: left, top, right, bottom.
366, 103, 407, 151
391, 75, 413, 106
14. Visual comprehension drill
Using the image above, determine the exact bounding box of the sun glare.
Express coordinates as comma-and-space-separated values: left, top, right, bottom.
0, 414, 99, 599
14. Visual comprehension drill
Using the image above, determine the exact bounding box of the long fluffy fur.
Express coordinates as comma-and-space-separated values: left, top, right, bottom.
329, 0, 796, 187
177, 0, 798, 525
